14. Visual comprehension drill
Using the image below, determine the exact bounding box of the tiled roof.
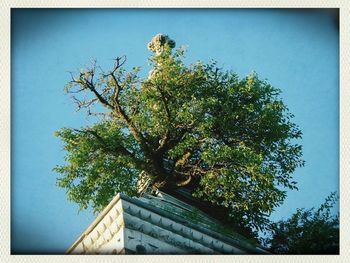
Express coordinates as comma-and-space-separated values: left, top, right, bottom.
67, 191, 269, 254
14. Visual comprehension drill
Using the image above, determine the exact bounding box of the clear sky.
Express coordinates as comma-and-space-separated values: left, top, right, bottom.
11, 8, 339, 254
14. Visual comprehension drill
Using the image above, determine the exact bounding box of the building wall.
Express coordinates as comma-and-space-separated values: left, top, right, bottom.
68, 193, 268, 254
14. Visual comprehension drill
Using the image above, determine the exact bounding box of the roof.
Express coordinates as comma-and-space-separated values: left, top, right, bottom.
67, 190, 269, 254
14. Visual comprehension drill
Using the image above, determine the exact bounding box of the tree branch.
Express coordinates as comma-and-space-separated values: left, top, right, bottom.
73, 128, 147, 171
84, 80, 114, 110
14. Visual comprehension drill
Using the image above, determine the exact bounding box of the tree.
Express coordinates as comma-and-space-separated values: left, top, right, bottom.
54, 34, 304, 235
264, 192, 339, 254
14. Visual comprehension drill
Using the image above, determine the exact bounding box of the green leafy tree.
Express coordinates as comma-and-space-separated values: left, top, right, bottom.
264, 192, 339, 254
54, 34, 304, 235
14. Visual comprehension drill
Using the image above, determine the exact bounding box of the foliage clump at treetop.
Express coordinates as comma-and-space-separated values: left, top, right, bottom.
54, 34, 304, 236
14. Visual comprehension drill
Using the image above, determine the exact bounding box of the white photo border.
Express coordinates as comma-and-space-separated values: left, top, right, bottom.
1, 0, 349, 262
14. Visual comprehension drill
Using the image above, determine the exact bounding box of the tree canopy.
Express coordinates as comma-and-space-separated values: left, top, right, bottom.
264, 192, 339, 254
54, 34, 304, 235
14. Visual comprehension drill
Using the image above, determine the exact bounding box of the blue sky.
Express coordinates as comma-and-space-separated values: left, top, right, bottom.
11, 9, 339, 253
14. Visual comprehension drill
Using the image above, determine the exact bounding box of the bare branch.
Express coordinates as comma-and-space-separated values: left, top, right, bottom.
68, 57, 154, 169
100, 57, 152, 155
71, 96, 98, 111
112, 55, 126, 74
84, 80, 114, 110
